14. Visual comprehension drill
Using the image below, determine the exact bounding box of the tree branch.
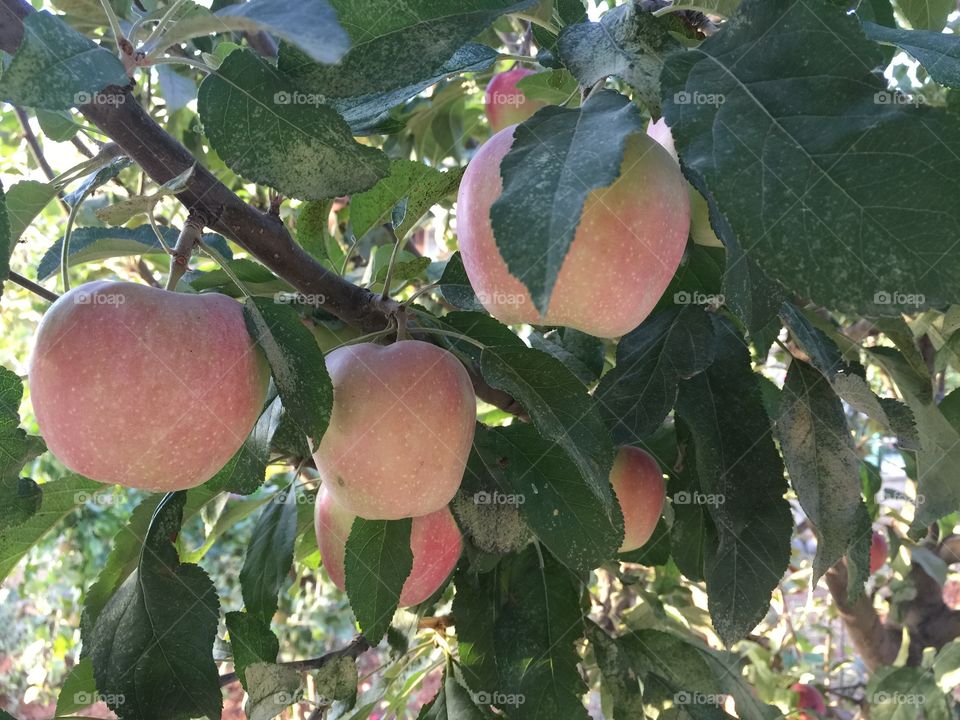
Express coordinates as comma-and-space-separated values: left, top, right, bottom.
218, 635, 371, 687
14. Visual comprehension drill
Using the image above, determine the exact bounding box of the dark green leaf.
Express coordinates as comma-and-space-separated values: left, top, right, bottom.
893, 0, 954, 30
55, 657, 98, 715
867, 665, 951, 719
0, 182, 8, 296
778, 359, 873, 592
344, 517, 413, 644
225, 611, 280, 690
88, 493, 222, 720
480, 345, 617, 519
0, 367, 45, 532
596, 306, 715, 444
557, 2, 683, 112
243, 297, 333, 444
197, 50, 389, 200
864, 22, 960, 88
438, 252, 484, 312
584, 622, 646, 720
431, 310, 525, 365
0, 11, 128, 109
721, 234, 785, 334
674, 316, 792, 645
490, 90, 643, 314
472, 423, 622, 571
662, 0, 960, 315
451, 567, 500, 693
240, 487, 298, 622
418, 668, 486, 720
207, 395, 281, 495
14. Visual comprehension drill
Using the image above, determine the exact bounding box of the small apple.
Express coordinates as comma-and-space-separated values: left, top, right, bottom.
611, 446, 666, 552
484, 68, 547, 133
791, 683, 826, 718
315, 485, 463, 606
313, 340, 476, 520
870, 530, 888, 574
29, 281, 270, 491
456, 126, 690, 338
646, 117, 723, 248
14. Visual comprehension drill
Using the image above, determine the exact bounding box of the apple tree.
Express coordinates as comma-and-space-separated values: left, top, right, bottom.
1, 0, 960, 717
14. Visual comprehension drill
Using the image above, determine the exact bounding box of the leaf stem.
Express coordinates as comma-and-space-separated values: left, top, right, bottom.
197, 239, 255, 300
59, 200, 83, 292
99, 0, 127, 54
149, 56, 212, 73
379, 223, 403, 301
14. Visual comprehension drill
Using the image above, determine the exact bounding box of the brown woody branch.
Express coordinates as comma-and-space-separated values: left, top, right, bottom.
218, 635, 371, 687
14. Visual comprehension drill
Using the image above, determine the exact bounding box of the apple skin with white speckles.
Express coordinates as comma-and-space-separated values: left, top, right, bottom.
456, 125, 690, 339
315, 485, 463, 606
484, 68, 547, 133
313, 340, 476, 520
28, 281, 270, 491
611, 446, 666, 553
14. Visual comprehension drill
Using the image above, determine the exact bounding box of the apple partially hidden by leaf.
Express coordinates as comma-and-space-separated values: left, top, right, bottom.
611, 446, 666, 553
484, 68, 547, 133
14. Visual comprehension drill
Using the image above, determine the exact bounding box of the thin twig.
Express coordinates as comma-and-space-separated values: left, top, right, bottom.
7, 271, 60, 302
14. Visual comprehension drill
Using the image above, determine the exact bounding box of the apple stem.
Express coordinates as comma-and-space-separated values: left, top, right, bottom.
328, 322, 398, 351
165, 219, 202, 291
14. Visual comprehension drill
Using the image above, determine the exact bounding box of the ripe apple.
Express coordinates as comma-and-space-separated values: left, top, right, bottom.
456, 126, 690, 338
611, 446, 666, 552
791, 683, 826, 718
484, 68, 547, 133
647, 117, 723, 248
870, 530, 888, 574
313, 340, 476, 520
315, 485, 463, 606
29, 281, 270, 491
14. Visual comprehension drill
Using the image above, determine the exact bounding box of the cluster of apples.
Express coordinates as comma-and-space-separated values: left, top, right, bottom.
27, 67, 684, 608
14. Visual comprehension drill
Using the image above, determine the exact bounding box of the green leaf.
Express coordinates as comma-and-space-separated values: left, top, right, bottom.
36, 109, 79, 142
515, 69, 579, 104
778, 359, 873, 592
480, 345, 617, 520
197, 50, 389, 200
37, 225, 232, 281
557, 3, 683, 112
0, 367, 45, 533
244, 662, 303, 720
596, 306, 716, 444
0, 182, 8, 296
0, 474, 100, 582
6, 180, 58, 244
240, 487, 298, 623
864, 22, 960, 88
206, 396, 281, 495
867, 665, 951, 719
93, 166, 195, 225
451, 567, 500, 693
225, 611, 280, 690
893, 0, 955, 30
278, 0, 535, 99
87, 493, 222, 720
55, 657, 98, 716
584, 622, 646, 720
0, 11, 128, 109
350, 160, 463, 240
161, 0, 350, 64
438, 252, 484, 312
674, 316, 792, 645
722, 235, 785, 335
295, 200, 333, 264
344, 517, 413, 644
62, 157, 133, 207
472, 422, 622, 572
418, 669, 485, 719
243, 297, 333, 444
492, 547, 589, 719
661, 0, 742, 15
662, 0, 960, 316
428, 310, 525, 365
490, 90, 643, 314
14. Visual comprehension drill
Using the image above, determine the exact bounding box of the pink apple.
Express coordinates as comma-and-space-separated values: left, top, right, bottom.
611, 446, 666, 552
870, 530, 888, 574
791, 683, 826, 717
647, 117, 722, 248
29, 281, 270, 491
484, 68, 547, 133
456, 126, 690, 338
313, 340, 476, 520
315, 485, 463, 606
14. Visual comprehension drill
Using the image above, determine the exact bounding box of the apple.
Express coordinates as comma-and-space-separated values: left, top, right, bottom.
456, 126, 690, 338
484, 68, 547, 133
29, 280, 270, 491
611, 446, 666, 552
791, 683, 826, 718
315, 485, 463, 607
313, 340, 476, 520
870, 530, 888, 574
646, 117, 723, 248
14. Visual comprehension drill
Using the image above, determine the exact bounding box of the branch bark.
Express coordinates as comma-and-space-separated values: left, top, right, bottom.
218, 635, 371, 687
